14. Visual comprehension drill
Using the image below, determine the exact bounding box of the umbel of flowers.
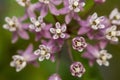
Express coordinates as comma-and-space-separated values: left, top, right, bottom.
3, 0, 120, 79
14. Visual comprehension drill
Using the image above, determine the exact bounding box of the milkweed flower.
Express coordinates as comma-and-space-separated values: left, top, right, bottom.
72, 37, 87, 52
105, 25, 120, 42
70, 62, 86, 77
109, 8, 120, 25
34, 40, 57, 62
82, 44, 112, 66
50, 22, 67, 39
10, 44, 38, 72
29, 16, 46, 32
89, 12, 105, 30
3, 16, 29, 43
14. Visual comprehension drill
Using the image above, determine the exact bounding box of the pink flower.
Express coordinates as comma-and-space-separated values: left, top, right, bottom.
70, 62, 86, 77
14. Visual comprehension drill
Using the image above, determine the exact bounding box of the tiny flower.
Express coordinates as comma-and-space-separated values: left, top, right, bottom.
72, 37, 87, 52
10, 55, 27, 72
3, 16, 19, 32
3, 16, 29, 43
48, 73, 62, 80
10, 44, 38, 72
82, 44, 112, 67
109, 8, 120, 25
16, 0, 30, 7
68, 0, 85, 12
29, 16, 46, 32
70, 62, 86, 77
96, 50, 112, 66
105, 25, 120, 42
50, 22, 67, 39
34, 45, 51, 61
89, 13, 105, 30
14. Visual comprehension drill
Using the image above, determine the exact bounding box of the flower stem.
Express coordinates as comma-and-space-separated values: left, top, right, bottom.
67, 40, 74, 62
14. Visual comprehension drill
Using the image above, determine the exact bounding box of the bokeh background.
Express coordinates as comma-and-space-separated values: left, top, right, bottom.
0, 0, 120, 80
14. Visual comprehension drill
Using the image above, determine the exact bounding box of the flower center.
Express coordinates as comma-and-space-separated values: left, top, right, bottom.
35, 21, 41, 28
73, 1, 79, 7
76, 41, 82, 46
15, 59, 24, 65
40, 50, 46, 55
99, 54, 107, 61
56, 29, 62, 34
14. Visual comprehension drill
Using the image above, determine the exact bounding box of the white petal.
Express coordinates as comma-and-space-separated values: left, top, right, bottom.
107, 53, 112, 59
53, 34, 59, 39
39, 45, 46, 49
45, 53, 50, 59
10, 61, 15, 67
38, 56, 45, 61
50, 28, 56, 33
34, 49, 40, 55
38, 16, 43, 22
109, 8, 118, 19
103, 61, 109, 66
60, 33, 65, 38
91, 12, 98, 20
30, 17, 36, 23
116, 31, 120, 36
3, 24, 9, 29
74, 8, 80, 12
55, 22, 61, 29
61, 24, 67, 32
29, 24, 35, 29
112, 37, 119, 42
111, 25, 117, 31
5, 17, 11, 23
41, 23, 46, 28
35, 27, 41, 32
96, 59, 103, 66
91, 25, 98, 30
98, 24, 105, 29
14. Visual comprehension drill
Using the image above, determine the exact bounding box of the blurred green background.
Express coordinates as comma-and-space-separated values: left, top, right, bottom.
0, 0, 120, 80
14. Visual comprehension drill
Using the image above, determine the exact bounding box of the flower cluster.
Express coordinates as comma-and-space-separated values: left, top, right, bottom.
3, 0, 118, 79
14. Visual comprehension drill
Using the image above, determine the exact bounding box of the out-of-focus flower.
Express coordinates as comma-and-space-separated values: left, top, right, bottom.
109, 8, 120, 25
48, 73, 62, 80
16, 0, 30, 7
10, 44, 37, 72
72, 37, 87, 52
105, 25, 120, 42
96, 50, 112, 66
82, 44, 112, 66
68, 0, 85, 13
3, 16, 29, 43
78, 13, 109, 40
70, 62, 86, 77
94, 0, 106, 4
34, 45, 51, 61
10, 55, 27, 72
50, 22, 67, 39
29, 16, 46, 32
34, 40, 57, 62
